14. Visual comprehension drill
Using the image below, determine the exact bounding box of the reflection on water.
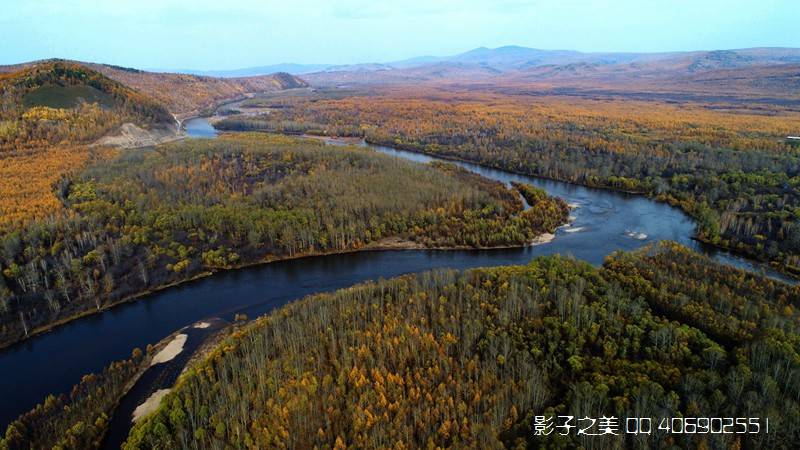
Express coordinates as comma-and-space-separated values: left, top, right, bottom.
183, 117, 218, 138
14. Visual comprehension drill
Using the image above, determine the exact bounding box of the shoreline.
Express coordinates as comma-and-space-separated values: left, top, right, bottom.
0, 232, 561, 352
353, 136, 799, 281
203, 122, 800, 282
97, 319, 227, 448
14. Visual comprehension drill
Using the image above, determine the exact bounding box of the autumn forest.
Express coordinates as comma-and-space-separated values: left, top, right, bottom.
1, 35, 800, 450
215, 88, 800, 275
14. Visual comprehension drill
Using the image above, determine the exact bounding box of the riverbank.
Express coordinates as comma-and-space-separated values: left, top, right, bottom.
100, 319, 228, 450
209, 124, 799, 283
175, 87, 315, 125
362, 137, 800, 281
340, 135, 794, 282
93, 122, 185, 149
692, 234, 800, 278
0, 229, 562, 351
0, 322, 181, 450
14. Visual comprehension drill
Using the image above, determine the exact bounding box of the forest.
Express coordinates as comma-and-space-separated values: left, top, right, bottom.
88, 242, 798, 449
0, 146, 116, 231
213, 89, 800, 276
0, 133, 567, 348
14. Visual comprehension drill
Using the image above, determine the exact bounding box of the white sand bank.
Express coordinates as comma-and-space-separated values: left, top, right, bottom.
132, 389, 171, 423
150, 334, 187, 366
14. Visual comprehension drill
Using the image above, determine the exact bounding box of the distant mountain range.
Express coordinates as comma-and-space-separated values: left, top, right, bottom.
175, 45, 800, 77
162, 45, 800, 100
4, 46, 799, 103
176, 63, 332, 77
291, 46, 800, 101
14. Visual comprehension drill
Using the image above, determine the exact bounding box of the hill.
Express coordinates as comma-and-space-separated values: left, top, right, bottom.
87, 63, 308, 118
0, 60, 310, 119
0, 60, 309, 231
0, 60, 172, 151
0, 61, 177, 231
176, 63, 331, 77
302, 46, 800, 101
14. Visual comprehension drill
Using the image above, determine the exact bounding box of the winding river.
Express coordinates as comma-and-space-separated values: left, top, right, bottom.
0, 117, 791, 430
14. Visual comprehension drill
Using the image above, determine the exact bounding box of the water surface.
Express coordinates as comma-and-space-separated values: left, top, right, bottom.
183, 117, 218, 138
0, 119, 789, 430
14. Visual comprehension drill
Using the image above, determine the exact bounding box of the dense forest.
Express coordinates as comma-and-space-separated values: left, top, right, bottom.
109, 242, 798, 449
0, 133, 567, 348
214, 90, 800, 276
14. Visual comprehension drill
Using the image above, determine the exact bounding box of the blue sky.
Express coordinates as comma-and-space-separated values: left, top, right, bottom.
1, 0, 797, 70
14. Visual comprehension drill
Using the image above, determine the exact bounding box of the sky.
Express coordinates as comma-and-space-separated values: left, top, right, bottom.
1, 0, 798, 70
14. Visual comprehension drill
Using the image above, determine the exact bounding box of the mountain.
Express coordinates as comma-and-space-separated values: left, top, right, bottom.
399, 45, 800, 73
0, 60, 310, 118
138, 46, 800, 98
487, 48, 800, 100
0, 60, 173, 151
86, 64, 308, 118
443, 45, 585, 69
301, 46, 800, 100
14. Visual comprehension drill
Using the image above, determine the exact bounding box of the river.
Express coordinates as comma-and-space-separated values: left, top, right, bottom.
0, 117, 790, 430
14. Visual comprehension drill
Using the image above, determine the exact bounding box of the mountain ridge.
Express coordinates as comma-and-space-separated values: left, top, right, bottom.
297, 46, 800, 100
0, 59, 309, 117
149, 45, 800, 76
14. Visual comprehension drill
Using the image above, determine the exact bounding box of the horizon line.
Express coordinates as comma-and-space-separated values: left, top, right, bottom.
2, 44, 798, 73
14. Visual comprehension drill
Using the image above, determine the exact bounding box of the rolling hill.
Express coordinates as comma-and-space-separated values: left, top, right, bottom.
0, 59, 310, 119
301, 46, 800, 101
176, 63, 331, 77
87, 63, 308, 119
0, 61, 177, 231
0, 60, 173, 151
0, 59, 308, 233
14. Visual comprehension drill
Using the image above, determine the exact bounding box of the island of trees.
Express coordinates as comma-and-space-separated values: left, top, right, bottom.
214, 89, 800, 277
0, 132, 567, 348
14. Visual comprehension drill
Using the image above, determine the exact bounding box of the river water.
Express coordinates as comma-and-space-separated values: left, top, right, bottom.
0, 118, 789, 430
